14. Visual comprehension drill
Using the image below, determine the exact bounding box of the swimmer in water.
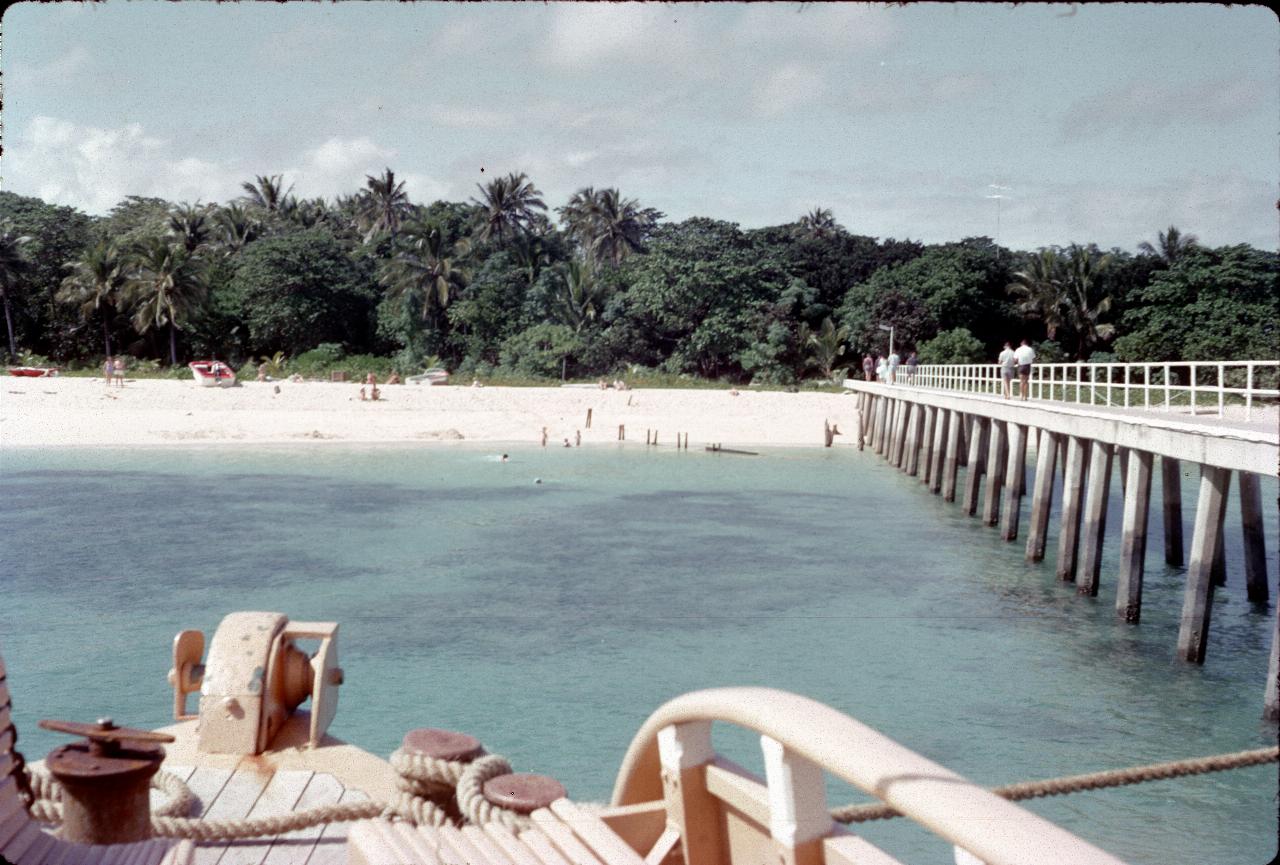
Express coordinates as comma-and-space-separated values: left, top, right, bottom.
501, 454, 509, 462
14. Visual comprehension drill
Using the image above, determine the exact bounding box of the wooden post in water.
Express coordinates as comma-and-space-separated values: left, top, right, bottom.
919, 407, 936, 484
1239, 472, 1268, 603
892, 400, 908, 465
1177, 465, 1231, 664
941, 410, 962, 502
1056, 436, 1089, 582
873, 398, 887, 454
1026, 430, 1060, 561
961, 416, 989, 516
1210, 483, 1228, 587
1116, 449, 1154, 623
928, 409, 949, 494
1000, 423, 1028, 540
956, 413, 969, 468
1077, 439, 1115, 596
586, 408, 592, 429
1266, 604, 1280, 720
619, 424, 626, 441
1161, 457, 1185, 566
981, 420, 1007, 527
905, 404, 924, 475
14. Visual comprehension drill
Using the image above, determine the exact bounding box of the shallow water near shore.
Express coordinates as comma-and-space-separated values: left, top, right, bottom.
1, 443, 1275, 864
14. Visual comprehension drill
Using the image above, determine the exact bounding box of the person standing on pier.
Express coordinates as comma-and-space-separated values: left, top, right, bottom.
887, 349, 900, 385
1015, 339, 1036, 400
998, 342, 1017, 399
862, 354, 875, 381
905, 351, 918, 381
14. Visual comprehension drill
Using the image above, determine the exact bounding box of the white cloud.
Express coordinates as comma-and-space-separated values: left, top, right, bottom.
1060, 77, 1272, 141
290, 137, 454, 203
423, 104, 514, 130
6, 116, 241, 214
542, 3, 701, 71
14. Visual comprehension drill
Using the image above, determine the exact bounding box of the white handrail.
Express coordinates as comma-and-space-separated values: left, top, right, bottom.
864, 360, 1279, 421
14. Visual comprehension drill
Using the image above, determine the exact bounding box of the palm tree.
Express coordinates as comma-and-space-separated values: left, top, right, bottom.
213, 203, 261, 254
1138, 225, 1198, 265
1007, 248, 1070, 340
1062, 245, 1115, 356
58, 240, 128, 357
471, 172, 547, 244
240, 174, 294, 213
555, 258, 604, 334
558, 187, 661, 268
379, 219, 469, 323
356, 168, 412, 243
168, 202, 212, 253
125, 237, 208, 365
0, 222, 32, 359
796, 207, 840, 241
804, 317, 850, 379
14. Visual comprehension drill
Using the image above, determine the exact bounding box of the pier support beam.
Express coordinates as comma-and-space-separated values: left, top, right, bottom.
1000, 424, 1028, 541
905, 404, 925, 476
956, 414, 968, 468
1116, 450, 1154, 622
961, 416, 990, 516
1211, 493, 1228, 587
1176, 465, 1231, 664
873, 398, 888, 454
1026, 431, 1060, 562
917, 406, 935, 482
893, 401, 911, 468
1266, 604, 1279, 720
928, 409, 949, 494
1161, 457, 1184, 566
942, 410, 962, 502
1056, 436, 1089, 582
1077, 439, 1115, 596
981, 420, 1008, 527
1239, 472, 1269, 603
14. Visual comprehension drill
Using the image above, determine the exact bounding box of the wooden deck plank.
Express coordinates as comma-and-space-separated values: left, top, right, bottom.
304, 788, 367, 865
4, 822, 47, 863
217, 770, 313, 865
517, 828, 573, 865
15, 829, 56, 865
392, 823, 441, 865
191, 765, 272, 865
183, 767, 235, 820
527, 810, 605, 865
435, 825, 483, 865
461, 824, 515, 865
153, 765, 197, 815
547, 801, 645, 865
259, 773, 345, 865
483, 823, 544, 865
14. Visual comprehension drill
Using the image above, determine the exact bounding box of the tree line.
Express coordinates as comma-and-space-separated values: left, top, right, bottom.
0, 172, 1274, 383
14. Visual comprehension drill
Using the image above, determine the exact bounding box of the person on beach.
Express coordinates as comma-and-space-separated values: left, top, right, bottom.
112, 357, 125, 387
386, 370, 401, 385
887, 350, 900, 385
563, 438, 572, 448
862, 354, 874, 381
257, 362, 269, 382
875, 356, 886, 382
103, 357, 114, 386
998, 341, 1016, 399
1015, 339, 1036, 400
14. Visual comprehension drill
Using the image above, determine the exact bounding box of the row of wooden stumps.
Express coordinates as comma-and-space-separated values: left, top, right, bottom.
853, 389, 1277, 719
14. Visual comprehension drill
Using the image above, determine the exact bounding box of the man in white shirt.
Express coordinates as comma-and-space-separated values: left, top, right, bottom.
997, 342, 1016, 399
887, 350, 900, 385
1014, 339, 1036, 400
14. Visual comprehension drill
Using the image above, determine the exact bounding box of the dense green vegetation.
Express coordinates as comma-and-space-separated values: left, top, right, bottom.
0, 178, 1274, 383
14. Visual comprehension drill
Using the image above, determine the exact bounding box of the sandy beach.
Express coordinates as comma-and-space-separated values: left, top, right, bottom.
0, 377, 862, 448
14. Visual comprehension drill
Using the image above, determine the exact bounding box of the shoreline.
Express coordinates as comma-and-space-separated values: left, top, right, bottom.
0, 377, 861, 449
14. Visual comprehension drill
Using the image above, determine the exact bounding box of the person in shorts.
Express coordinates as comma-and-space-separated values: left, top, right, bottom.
1014, 339, 1036, 400
905, 351, 918, 381
862, 354, 875, 382
998, 342, 1016, 399
887, 350, 900, 385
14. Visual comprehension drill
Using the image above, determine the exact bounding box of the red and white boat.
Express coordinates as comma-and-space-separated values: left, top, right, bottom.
8, 367, 58, 377
188, 360, 237, 388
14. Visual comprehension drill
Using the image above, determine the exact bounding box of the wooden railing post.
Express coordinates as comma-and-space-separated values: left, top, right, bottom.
760, 736, 832, 865
658, 722, 726, 865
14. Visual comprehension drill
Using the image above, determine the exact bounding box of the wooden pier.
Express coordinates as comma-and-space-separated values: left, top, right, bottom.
847, 380, 1279, 718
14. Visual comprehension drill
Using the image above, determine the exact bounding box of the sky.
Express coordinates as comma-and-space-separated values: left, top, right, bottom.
1, 1, 1276, 252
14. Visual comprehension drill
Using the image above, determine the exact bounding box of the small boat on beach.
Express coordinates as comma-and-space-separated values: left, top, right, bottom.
187, 360, 236, 388
407, 367, 449, 385
7, 367, 58, 377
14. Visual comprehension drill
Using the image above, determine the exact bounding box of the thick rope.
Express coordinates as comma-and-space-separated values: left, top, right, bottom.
830, 746, 1279, 824
455, 754, 533, 831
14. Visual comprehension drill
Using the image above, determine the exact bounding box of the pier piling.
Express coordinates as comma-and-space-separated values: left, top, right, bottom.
920, 407, 937, 484
1026, 431, 1060, 561
1077, 439, 1115, 596
928, 409, 950, 494
961, 416, 989, 516
1177, 465, 1231, 664
1239, 472, 1268, 603
1161, 458, 1185, 566
1000, 423, 1028, 540
1116, 449, 1153, 622
941, 410, 961, 501
981, 420, 1007, 527
905, 405, 924, 476
1056, 436, 1089, 582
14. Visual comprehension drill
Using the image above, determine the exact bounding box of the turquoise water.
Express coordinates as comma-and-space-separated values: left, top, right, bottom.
1, 443, 1275, 864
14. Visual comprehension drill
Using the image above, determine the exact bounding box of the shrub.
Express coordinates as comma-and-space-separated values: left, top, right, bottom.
917, 328, 985, 364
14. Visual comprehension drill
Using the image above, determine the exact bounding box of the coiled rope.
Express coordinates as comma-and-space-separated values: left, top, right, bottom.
829, 745, 1279, 824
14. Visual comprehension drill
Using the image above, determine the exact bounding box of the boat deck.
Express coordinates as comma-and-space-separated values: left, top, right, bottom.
161, 764, 366, 865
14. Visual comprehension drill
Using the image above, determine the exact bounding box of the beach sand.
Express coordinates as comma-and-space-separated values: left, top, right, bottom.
0, 377, 862, 448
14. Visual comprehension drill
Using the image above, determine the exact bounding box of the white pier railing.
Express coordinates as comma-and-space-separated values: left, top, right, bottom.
865, 360, 1279, 421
